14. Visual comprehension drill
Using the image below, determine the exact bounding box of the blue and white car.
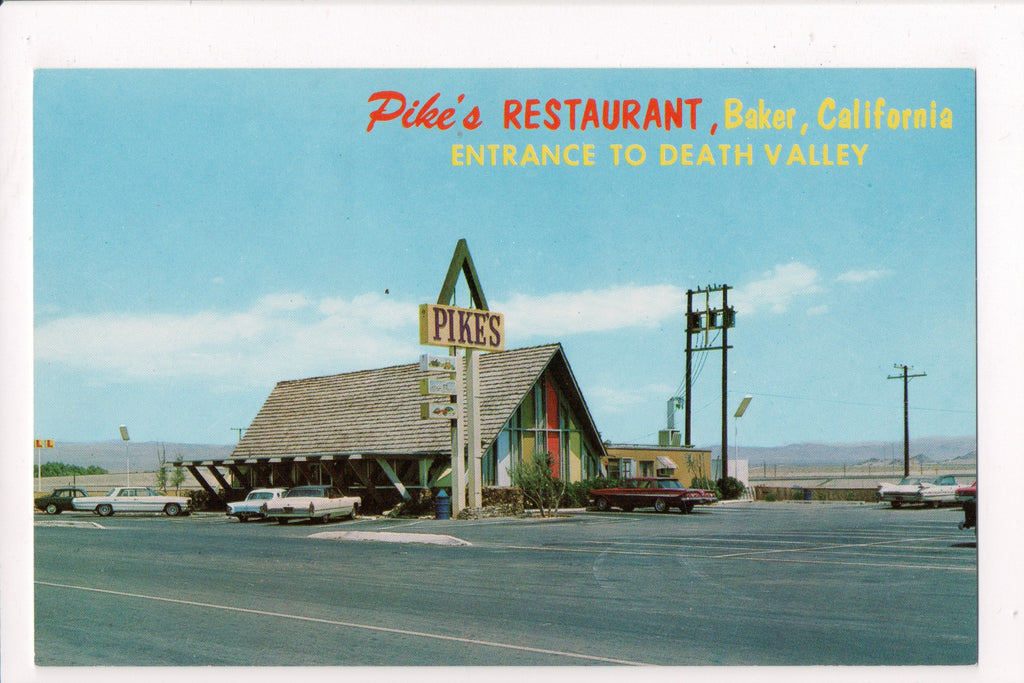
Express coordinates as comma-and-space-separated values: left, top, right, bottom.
226, 488, 288, 522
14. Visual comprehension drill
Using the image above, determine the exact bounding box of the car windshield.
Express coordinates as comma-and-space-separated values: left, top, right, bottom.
656, 480, 685, 489
284, 487, 327, 498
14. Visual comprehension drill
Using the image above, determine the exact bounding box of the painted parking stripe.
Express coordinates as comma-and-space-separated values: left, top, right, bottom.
707, 537, 932, 558
35, 581, 648, 666
574, 539, 971, 561
488, 543, 975, 572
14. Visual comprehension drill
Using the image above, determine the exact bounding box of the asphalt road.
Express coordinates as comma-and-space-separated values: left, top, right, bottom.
34, 501, 977, 668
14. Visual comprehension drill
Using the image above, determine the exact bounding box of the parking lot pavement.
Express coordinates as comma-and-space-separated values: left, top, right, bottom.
33, 502, 976, 668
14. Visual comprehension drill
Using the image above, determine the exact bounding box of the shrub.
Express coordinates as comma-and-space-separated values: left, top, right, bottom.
716, 476, 745, 500
510, 452, 566, 517
561, 477, 622, 508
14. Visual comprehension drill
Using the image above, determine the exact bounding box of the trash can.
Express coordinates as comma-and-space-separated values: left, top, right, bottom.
435, 490, 451, 520
803, 488, 814, 501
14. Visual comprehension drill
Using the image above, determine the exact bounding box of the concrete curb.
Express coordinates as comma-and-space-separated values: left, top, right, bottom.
308, 530, 472, 546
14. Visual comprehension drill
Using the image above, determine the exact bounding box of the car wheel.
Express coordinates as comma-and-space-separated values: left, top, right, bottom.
654, 498, 669, 513
237, 514, 249, 523
594, 497, 610, 512
621, 505, 634, 512
682, 501, 695, 514
97, 504, 114, 517
890, 501, 902, 509
277, 518, 289, 525
348, 503, 359, 519
45, 503, 60, 515
164, 503, 182, 517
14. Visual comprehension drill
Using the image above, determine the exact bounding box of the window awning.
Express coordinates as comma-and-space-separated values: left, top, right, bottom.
656, 456, 676, 469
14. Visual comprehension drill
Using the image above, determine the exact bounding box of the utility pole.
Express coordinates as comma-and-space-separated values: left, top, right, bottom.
887, 364, 926, 477
684, 290, 694, 446
231, 428, 245, 442
683, 285, 736, 477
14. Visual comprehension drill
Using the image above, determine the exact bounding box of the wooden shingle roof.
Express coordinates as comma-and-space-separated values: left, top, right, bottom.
228, 343, 603, 460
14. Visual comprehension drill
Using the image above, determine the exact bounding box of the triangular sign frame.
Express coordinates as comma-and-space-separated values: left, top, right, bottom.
437, 238, 488, 311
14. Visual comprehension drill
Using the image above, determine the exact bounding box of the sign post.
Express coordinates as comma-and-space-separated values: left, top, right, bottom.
34, 438, 54, 491
418, 240, 504, 515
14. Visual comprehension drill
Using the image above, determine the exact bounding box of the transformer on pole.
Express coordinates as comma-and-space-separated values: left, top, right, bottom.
683, 285, 736, 478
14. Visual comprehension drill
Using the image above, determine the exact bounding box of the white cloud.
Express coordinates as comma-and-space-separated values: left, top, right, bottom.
836, 268, 890, 284
35, 293, 421, 388
587, 383, 676, 415
495, 284, 687, 338
732, 263, 823, 315
35, 267, 833, 389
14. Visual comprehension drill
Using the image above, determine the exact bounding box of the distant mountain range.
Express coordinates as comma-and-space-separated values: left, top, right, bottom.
710, 435, 977, 465
35, 435, 977, 472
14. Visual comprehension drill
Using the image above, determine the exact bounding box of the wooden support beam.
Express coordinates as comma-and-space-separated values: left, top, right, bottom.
275, 461, 296, 488
374, 457, 411, 501
206, 465, 232, 492
252, 462, 273, 488
419, 458, 430, 488
294, 461, 314, 486
325, 460, 346, 491
346, 459, 378, 502
186, 465, 218, 497
225, 464, 246, 487
428, 458, 451, 487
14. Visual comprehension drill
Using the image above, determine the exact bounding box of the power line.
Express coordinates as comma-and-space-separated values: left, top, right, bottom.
732, 390, 971, 414
888, 364, 926, 477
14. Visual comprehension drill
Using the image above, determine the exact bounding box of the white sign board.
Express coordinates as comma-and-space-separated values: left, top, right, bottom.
419, 354, 458, 373
420, 378, 458, 395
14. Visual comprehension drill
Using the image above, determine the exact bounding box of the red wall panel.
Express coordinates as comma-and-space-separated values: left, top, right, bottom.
546, 379, 560, 477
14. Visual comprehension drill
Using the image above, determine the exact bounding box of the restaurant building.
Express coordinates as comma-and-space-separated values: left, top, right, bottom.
603, 444, 714, 487
178, 343, 607, 511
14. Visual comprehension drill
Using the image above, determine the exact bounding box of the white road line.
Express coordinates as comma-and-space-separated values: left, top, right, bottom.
574, 539, 970, 561
34, 581, 647, 666
709, 537, 935, 558
488, 543, 975, 572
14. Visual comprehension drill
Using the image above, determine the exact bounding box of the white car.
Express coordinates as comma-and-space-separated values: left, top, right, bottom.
877, 475, 960, 508
226, 488, 287, 522
71, 486, 191, 517
262, 485, 360, 524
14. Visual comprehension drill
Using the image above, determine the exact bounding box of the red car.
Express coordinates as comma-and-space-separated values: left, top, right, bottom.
956, 482, 976, 531
589, 477, 716, 514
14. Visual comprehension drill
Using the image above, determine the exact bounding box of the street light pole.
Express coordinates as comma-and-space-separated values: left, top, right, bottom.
733, 395, 753, 470
119, 425, 130, 486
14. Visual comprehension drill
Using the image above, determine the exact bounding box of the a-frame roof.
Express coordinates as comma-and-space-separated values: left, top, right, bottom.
229, 343, 605, 461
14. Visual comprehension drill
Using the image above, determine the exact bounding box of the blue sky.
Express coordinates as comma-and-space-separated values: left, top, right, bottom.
33, 68, 976, 449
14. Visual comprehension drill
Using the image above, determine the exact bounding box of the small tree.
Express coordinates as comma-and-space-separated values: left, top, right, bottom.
510, 452, 566, 517
169, 456, 186, 494
155, 444, 169, 493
